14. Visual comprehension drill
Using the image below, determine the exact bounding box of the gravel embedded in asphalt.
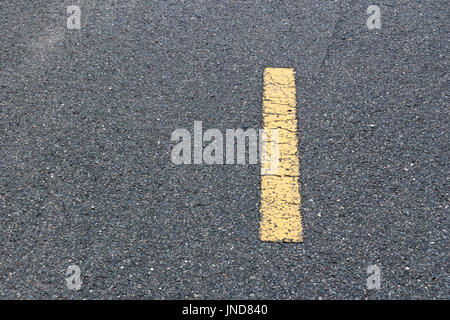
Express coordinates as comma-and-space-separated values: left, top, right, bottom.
0, 0, 448, 299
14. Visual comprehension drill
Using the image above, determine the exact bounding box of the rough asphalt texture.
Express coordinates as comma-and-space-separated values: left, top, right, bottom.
0, 0, 448, 299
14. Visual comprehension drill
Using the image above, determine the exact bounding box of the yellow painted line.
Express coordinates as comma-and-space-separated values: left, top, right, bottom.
260, 68, 302, 242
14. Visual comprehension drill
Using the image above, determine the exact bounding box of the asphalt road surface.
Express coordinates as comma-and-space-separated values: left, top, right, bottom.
0, 0, 448, 299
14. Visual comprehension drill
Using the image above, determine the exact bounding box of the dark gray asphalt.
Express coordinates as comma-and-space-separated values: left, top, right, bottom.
0, 0, 448, 299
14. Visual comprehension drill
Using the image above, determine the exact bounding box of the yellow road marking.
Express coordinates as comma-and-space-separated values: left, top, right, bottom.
260, 68, 302, 242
